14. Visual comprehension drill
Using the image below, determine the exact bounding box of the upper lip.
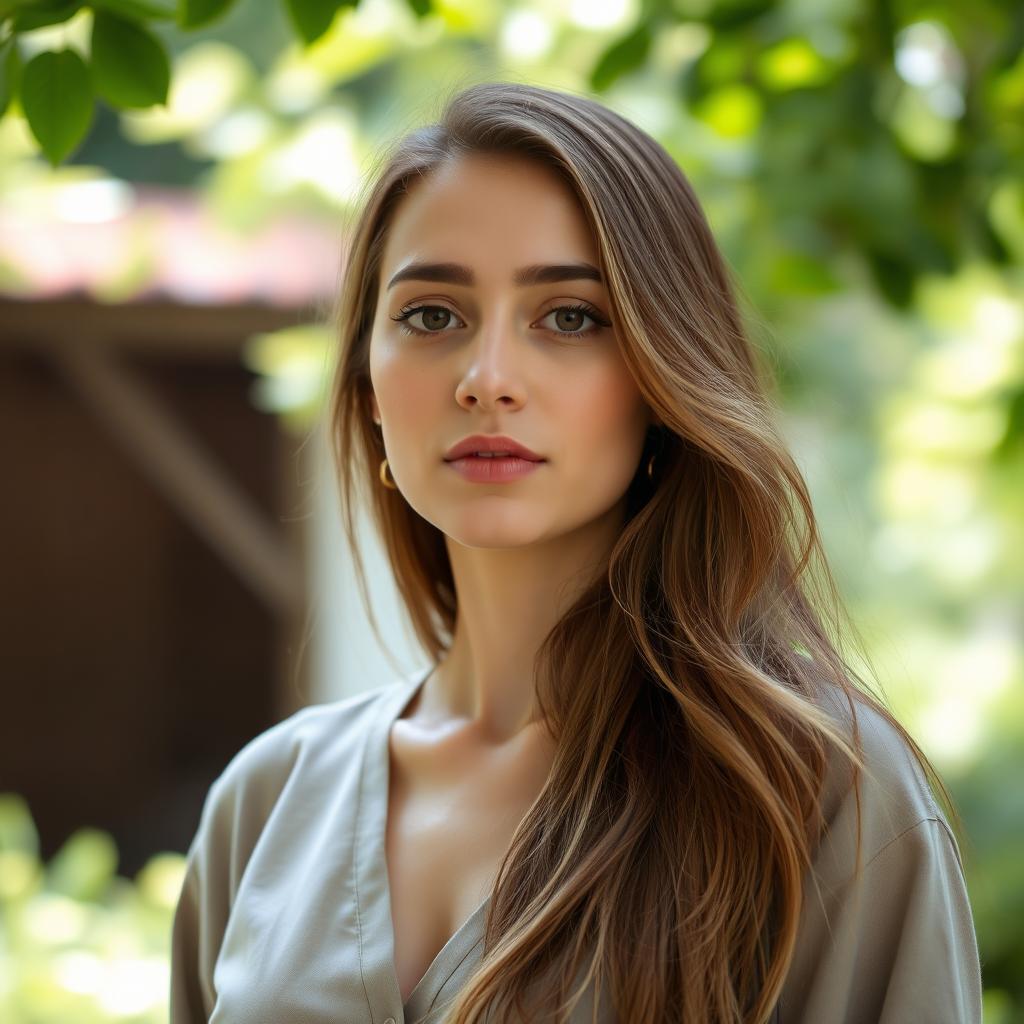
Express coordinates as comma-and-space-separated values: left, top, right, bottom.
444, 434, 545, 462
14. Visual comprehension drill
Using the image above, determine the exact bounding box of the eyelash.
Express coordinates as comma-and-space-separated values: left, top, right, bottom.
389, 302, 611, 340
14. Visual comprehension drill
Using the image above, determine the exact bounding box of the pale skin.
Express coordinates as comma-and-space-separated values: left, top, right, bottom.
366, 151, 657, 1002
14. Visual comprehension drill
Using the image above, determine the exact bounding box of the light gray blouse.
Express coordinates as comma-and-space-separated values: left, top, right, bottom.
169, 667, 984, 1023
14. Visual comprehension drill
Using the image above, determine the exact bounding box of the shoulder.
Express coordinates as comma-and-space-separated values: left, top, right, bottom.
197, 676, 408, 831
808, 680, 953, 880
777, 684, 983, 1022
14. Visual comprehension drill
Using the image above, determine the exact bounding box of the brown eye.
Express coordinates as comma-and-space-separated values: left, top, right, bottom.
390, 304, 465, 336
537, 303, 611, 339
419, 308, 454, 331
554, 308, 585, 332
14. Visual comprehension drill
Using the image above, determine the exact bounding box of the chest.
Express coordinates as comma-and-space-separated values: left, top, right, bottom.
384, 729, 554, 1005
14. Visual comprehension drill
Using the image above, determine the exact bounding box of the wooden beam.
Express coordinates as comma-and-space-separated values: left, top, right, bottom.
46, 339, 304, 617
0, 295, 325, 359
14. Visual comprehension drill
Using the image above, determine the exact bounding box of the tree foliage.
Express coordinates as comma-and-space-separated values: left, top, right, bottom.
0, 0, 425, 163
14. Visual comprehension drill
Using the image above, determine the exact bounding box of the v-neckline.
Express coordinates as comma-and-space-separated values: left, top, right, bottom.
355, 666, 492, 1023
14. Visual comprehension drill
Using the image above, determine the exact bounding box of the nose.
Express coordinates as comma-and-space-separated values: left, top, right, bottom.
453, 312, 528, 412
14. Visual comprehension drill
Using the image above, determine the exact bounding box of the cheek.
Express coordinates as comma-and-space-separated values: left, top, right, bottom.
370, 340, 433, 432
560, 359, 646, 467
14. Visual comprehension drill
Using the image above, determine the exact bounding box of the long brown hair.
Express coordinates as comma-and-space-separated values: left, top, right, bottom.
326, 79, 962, 1023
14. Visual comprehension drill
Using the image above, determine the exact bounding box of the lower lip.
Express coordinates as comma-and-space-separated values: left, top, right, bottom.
445, 455, 545, 482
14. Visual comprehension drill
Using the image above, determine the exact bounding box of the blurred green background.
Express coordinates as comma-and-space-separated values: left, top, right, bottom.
0, 0, 1021, 1020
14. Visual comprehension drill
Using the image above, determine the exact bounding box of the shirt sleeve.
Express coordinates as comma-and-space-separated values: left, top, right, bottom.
776, 814, 984, 1023
168, 773, 237, 1024
167, 709, 311, 1022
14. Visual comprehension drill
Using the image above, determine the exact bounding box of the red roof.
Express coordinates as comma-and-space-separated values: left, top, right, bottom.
0, 184, 343, 308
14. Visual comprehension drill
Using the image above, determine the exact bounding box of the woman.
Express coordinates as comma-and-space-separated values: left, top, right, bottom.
170, 80, 983, 1023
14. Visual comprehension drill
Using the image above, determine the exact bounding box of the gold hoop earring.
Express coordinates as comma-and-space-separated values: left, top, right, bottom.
379, 457, 398, 490
646, 452, 656, 479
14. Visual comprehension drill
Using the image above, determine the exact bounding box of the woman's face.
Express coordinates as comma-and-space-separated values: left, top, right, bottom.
368, 151, 653, 549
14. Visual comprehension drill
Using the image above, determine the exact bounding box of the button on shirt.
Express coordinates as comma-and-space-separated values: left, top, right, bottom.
169, 668, 983, 1023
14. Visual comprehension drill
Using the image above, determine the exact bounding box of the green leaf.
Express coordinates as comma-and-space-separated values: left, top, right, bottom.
21, 48, 94, 165
702, 0, 773, 31
11, 0, 82, 30
589, 22, 651, 93
91, 0, 177, 19
0, 0, 37, 10
0, 36, 23, 118
90, 10, 170, 108
47, 828, 118, 901
865, 247, 915, 309
284, 0, 343, 45
404, 0, 431, 17
177, 0, 235, 29
0, 793, 40, 858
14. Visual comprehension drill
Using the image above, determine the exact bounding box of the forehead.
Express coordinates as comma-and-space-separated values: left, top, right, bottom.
380, 152, 599, 277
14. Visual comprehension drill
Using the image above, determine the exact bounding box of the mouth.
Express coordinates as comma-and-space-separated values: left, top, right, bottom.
443, 435, 546, 462
444, 453, 546, 461
444, 452, 546, 482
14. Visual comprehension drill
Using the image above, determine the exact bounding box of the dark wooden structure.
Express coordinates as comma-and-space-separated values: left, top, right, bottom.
0, 294, 314, 876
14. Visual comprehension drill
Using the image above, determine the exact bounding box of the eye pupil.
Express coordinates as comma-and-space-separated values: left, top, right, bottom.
556, 308, 583, 331
423, 308, 451, 330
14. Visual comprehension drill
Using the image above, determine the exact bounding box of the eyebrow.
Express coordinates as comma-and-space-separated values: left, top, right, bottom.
386, 261, 603, 290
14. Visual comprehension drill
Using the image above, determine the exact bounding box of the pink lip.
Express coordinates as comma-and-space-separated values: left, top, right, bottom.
443, 434, 545, 462
445, 455, 544, 483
